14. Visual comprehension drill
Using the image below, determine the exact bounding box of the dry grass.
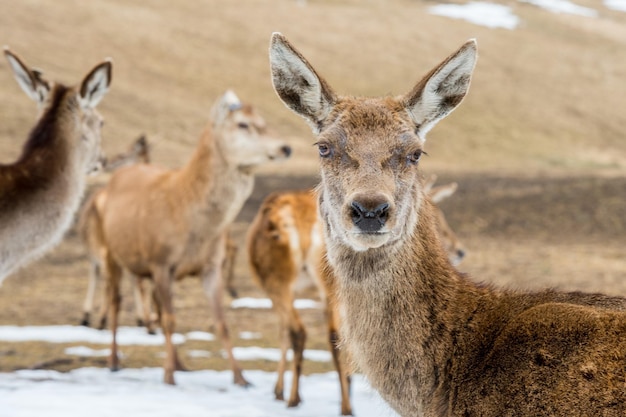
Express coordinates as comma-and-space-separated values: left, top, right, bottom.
0, 0, 625, 175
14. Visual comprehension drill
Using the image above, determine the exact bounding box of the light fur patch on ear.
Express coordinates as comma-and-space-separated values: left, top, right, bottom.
406, 40, 477, 138
223, 90, 242, 111
4, 48, 41, 102
269, 33, 335, 132
79, 59, 112, 109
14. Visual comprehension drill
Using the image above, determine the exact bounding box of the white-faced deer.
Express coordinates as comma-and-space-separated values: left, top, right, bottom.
79, 134, 152, 329
96, 90, 291, 386
0, 48, 111, 284
246, 177, 465, 415
270, 33, 626, 417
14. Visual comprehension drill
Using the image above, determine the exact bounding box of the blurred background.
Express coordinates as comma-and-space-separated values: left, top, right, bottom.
0, 0, 624, 411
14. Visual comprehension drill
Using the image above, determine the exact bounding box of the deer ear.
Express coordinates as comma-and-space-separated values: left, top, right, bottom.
4, 47, 50, 105
79, 59, 112, 109
403, 40, 477, 138
211, 90, 243, 126
269, 32, 337, 133
429, 182, 458, 204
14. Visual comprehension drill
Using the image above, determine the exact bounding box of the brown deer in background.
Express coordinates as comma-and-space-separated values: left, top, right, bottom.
95, 90, 291, 386
270, 33, 626, 417
246, 177, 464, 415
0, 48, 111, 284
79, 135, 151, 329
79, 134, 238, 334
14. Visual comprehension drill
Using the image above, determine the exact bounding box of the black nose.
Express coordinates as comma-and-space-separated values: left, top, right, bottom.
351, 200, 389, 232
281, 145, 292, 157
457, 249, 465, 259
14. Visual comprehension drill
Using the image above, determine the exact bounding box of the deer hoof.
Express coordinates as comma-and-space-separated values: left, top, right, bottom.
287, 397, 301, 408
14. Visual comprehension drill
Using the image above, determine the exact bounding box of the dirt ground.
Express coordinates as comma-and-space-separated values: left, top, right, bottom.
0, 171, 624, 380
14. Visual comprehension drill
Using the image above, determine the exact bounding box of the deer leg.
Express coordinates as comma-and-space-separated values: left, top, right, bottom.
153, 267, 177, 385
328, 301, 353, 416
202, 232, 250, 387
151, 284, 162, 329
223, 234, 239, 299
314, 249, 353, 415
95, 264, 110, 330
285, 305, 306, 408
266, 279, 304, 406
133, 275, 145, 327
274, 319, 289, 401
104, 255, 122, 372
134, 276, 156, 334
81, 261, 99, 326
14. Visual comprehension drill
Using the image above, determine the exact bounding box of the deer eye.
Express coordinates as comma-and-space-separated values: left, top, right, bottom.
406, 150, 423, 165
316, 142, 332, 158
237, 122, 250, 130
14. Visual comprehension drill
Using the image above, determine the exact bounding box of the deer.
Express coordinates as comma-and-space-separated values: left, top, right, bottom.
246, 176, 464, 415
0, 48, 111, 284
79, 134, 240, 334
78, 134, 152, 329
269, 33, 626, 417
94, 90, 291, 386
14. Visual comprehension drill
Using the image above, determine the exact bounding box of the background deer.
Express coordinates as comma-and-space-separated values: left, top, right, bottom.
0, 48, 111, 284
270, 33, 626, 417
79, 134, 152, 329
94, 90, 291, 386
246, 176, 464, 415
79, 135, 239, 334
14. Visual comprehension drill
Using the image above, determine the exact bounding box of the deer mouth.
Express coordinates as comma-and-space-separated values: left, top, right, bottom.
346, 229, 392, 250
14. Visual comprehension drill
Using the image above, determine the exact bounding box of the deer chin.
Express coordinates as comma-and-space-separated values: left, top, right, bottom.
347, 231, 392, 251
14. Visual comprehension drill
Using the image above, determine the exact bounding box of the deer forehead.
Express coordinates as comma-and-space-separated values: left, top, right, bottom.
232, 105, 266, 130
320, 98, 422, 163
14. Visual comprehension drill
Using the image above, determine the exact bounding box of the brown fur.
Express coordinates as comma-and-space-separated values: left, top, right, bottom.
246, 179, 465, 415
95, 91, 290, 386
270, 33, 626, 417
0, 48, 111, 283
78, 135, 152, 329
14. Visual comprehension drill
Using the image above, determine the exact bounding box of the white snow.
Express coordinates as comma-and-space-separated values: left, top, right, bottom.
239, 331, 262, 340
604, 0, 626, 12
1, 325, 395, 415
519, 0, 598, 17
0, 325, 332, 363
0, 367, 399, 417
0, 325, 188, 345
230, 297, 321, 309
428, 2, 520, 29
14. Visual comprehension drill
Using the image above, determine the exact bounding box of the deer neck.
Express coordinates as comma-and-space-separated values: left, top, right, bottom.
179, 127, 254, 234
325, 198, 485, 416
0, 86, 86, 282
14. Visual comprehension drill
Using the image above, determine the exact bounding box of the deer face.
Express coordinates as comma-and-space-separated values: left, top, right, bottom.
270, 33, 476, 251
212, 90, 292, 169
315, 98, 426, 250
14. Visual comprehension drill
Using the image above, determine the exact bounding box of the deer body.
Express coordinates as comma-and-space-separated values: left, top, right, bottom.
79, 135, 151, 328
98, 91, 291, 386
270, 33, 626, 416
247, 179, 465, 415
0, 49, 111, 284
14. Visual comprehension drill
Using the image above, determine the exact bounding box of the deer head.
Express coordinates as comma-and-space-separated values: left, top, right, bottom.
269, 33, 476, 252
4, 47, 112, 175
210, 90, 291, 170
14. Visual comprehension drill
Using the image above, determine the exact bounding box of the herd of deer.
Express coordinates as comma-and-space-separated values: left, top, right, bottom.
0, 33, 624, 416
